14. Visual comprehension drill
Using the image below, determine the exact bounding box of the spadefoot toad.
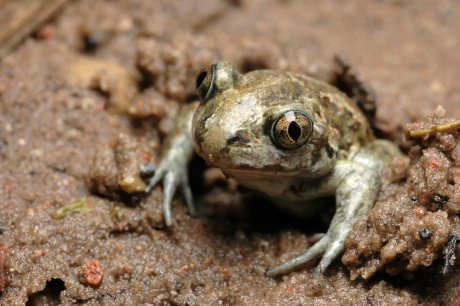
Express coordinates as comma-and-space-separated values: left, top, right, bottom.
144, 61, 401, 276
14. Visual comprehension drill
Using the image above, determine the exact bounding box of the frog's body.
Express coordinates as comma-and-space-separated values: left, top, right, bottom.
145, 61, 402, 276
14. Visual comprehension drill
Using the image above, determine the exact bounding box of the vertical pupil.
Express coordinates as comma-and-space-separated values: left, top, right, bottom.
288, 121, 301, 141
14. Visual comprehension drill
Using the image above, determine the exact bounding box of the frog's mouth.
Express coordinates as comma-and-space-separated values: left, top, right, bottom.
211, 159, 293, 173
220, 167, 298, 198
220, 167, 301, 178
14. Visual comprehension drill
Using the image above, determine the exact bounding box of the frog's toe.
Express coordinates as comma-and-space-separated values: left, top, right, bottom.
181, 179, 196, 217
315, 238, 345, 276
161, 171, 179, 227
143, 165, 176, 226
307, 233, 325, 244
144, 167, 165, 193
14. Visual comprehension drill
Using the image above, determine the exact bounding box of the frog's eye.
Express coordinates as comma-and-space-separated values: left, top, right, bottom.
196, 65, 216, 103
270, 111, 313, 150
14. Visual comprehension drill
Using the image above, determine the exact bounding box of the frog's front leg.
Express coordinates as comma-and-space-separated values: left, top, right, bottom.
266, 160, 380, 277
143, 102, 198, 226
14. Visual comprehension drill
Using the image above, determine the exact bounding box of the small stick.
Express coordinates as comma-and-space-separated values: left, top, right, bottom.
409, 120, 460, 138
0, 0, 68, 61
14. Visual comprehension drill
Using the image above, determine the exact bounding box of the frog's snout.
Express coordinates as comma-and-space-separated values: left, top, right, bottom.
195, 61, 241, 103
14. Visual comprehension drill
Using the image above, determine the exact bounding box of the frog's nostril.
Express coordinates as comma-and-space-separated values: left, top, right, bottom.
226, 135, 242, 145
226, 131, 249, 146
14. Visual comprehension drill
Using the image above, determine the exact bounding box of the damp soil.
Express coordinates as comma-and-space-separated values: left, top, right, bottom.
1, 0, 460, 305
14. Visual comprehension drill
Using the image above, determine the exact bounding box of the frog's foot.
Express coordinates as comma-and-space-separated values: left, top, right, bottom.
141, 103, 197, 227
264, 233, 325, 277
143, 159, 196, 227
266, 228, 350, 277
265, 235, 328, 277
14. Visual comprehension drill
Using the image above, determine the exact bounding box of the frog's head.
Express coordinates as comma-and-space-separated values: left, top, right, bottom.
192, 61, 336, 187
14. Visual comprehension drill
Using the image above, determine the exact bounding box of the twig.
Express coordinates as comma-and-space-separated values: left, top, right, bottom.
408, 120, 460, 138
0, 0, 68, 61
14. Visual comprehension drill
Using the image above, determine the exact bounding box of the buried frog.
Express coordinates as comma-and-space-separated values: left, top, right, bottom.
144, 61, 402, 276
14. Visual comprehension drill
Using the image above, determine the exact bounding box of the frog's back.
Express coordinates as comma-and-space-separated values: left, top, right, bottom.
297, 73, 374, 159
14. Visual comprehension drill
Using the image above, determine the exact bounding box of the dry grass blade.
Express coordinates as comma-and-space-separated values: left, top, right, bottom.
0, 0, 68, 60
409, 120, 460, 138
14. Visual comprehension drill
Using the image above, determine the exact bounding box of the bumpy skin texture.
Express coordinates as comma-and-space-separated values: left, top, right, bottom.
145, 61, 402, 276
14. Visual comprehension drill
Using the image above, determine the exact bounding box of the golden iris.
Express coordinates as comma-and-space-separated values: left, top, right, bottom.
271, 110, 313, 150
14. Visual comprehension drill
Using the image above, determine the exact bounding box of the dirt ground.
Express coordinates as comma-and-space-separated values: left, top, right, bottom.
1, 0, 460, 305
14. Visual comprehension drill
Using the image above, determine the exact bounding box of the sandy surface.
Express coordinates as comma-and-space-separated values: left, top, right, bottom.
1, 0, 460, 305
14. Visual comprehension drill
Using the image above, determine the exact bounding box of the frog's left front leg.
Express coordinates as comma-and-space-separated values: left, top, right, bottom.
266, 160, 380, 277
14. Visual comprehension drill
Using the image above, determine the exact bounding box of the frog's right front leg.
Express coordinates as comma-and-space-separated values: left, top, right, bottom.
143, 102, 198, 226
266, 160, 381, 277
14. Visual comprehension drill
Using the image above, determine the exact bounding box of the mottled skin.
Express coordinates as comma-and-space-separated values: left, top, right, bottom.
145, 61, 401, 276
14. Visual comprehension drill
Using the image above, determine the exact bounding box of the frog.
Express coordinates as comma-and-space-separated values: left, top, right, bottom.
143, 60, 402, 277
